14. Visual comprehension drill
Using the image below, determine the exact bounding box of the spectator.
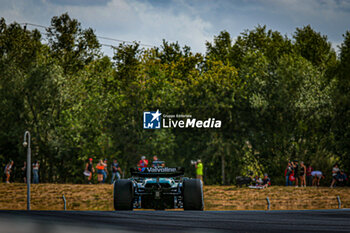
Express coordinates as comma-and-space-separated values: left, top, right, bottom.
138, 156, 148, 168
252, 175, 263, 186
300, 161, 306, 187
103, 159, 108, 183
311, 170, 324, 186
84, 158, 94, 184
336, 170, 348, 186
152, 155, 158, 167
262, 173, 271, 188
96, 160, 106, 184
292, 160, 299, 187
21, 161, 27, 183
330, 163, 340, 188
111, 159, 123, 184
4, 160, 14, 183
285, 162, 293, 186
306, 164, 313, 186
152, 156, 165, 167
195, 159, 203, 183
32, 160, 40, 184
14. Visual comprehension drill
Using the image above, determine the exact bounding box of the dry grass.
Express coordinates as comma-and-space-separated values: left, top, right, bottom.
205, 185, 350, 210
0, 183, 349, 211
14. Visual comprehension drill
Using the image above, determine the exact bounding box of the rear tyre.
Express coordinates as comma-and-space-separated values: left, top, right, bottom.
113, 179, 134, 210
183, 179, 204, 210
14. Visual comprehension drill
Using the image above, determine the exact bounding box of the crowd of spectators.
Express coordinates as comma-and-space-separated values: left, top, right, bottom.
249, 173, 271, 189
3, 160, 39, 184
285, 161, 348, 187
83, 158, 123, 184
1, 157, 347, 187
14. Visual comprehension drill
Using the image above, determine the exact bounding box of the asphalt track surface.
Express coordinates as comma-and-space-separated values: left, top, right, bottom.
0, 209, 350, 233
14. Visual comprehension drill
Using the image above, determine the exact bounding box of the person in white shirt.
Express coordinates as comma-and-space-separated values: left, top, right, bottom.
311, 170, 324, 186
330, 163, 340, 188
32, 160, 40, 184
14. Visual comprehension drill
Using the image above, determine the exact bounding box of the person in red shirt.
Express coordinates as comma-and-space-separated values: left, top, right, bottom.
306, 164, 313, 186
138, 156, 148, 168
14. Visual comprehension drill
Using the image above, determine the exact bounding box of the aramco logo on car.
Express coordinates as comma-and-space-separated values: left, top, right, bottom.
143, 110, 221, 129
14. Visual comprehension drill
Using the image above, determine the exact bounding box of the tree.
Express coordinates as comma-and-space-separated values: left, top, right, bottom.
294, 25, 337, 70
47, 13, 100, 75
332, 31, 350, 170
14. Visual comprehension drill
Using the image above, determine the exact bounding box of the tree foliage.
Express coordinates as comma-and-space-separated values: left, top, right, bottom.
0, 15, 348, 185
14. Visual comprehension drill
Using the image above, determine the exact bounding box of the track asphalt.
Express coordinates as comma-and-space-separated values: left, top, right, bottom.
0, 209, 349, 233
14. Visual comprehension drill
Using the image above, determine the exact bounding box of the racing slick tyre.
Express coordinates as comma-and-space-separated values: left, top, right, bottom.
113, 179, 134, 210
183, 178, 204, 210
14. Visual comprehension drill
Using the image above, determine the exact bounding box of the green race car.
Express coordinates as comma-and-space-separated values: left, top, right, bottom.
113, 166, 204, 210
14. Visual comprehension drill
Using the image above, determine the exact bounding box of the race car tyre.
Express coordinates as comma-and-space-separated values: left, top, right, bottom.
113, 179, 134, 210
183, 178, 204, 210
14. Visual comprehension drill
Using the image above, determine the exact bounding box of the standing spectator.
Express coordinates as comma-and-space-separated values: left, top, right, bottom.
152, 155, 159, 167
330, 163, 340, 188
306, 164, 313, 186
299, 161, 306, 187
102, 159, 108, 183
4, 160, 14, 183
84, 158, 94, 184
292, 160, 299, 187
32, 160, 40, 184
21, 161, 27, 183
96, 160, 106, 184
111, 159, 123, 183
138, 156, 148, 168
285, 162, 293, 186
195, 159, 203, 184
152, 156, 165, 167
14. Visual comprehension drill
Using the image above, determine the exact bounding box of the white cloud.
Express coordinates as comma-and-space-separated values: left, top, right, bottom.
0, 0, 212, 55
67, 0, 212, 52
0, 0, 349, 56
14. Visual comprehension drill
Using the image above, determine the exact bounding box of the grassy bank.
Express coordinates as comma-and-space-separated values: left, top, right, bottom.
0, 183, 349, 211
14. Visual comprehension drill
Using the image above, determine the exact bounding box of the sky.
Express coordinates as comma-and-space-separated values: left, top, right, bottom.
1, 0, 349, 56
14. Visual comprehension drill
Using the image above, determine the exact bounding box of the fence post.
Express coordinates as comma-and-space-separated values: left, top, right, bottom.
266, 196, 270, 210
62, 194, 66, 210
337, 196, 341, 209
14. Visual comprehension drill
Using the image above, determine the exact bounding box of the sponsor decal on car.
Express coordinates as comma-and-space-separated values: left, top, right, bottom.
138, 167, 146, 172
140, 167, 178, 173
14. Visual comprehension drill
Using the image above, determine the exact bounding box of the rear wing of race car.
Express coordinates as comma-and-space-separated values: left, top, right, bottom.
130, 167, 185, 177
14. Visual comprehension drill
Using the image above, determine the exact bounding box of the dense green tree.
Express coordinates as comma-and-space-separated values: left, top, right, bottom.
332, 31, 350, 170
294, 25, 337, 70
0, 14, 349, 185
47, 13, 100, 75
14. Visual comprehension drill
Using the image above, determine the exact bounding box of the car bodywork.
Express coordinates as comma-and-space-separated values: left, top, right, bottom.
113, 166, 204, 210
130, 167, 185, 210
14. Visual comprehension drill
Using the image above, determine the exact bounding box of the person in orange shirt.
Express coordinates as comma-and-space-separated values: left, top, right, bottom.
4, 160, 14, 183
96, 159, 106, 183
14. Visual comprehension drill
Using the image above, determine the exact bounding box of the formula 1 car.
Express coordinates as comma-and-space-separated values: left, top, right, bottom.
113, 166, 204, 210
